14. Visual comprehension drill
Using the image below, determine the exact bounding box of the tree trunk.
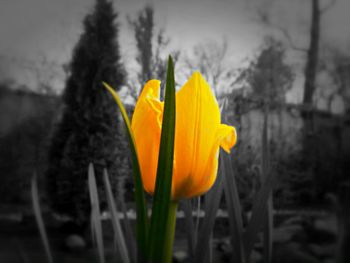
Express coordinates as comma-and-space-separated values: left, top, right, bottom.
302, 0, 320, 162
303, 0, 320, 107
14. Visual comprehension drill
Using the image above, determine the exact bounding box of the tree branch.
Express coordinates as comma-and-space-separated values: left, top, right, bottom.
255, 8, 307, 53
274, 24, 308, 53
320, 0, 336, 13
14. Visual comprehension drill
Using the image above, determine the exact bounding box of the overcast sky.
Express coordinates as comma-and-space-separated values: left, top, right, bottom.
0, 0, 349, 103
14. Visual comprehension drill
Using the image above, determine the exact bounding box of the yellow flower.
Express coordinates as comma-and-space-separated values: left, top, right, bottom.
131, 72, 237, 200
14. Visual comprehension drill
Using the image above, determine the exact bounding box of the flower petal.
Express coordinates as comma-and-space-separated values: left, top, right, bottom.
187, 148, 219, 198
172, 72, 221, 199
217, 124, 237, 153
189, 125, 237, 197
131, 80, 163, 194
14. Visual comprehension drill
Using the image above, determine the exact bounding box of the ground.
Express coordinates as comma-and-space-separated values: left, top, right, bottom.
0, 207, 338, 263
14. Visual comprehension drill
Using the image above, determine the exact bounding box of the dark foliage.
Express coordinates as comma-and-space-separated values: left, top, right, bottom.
0, 113, 54, 203
0, 86, 58, 203
240, 37, 294, 103
46, 0, 125, 224
129, 5, 179, 99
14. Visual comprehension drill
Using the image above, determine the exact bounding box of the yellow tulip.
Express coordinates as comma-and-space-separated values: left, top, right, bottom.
131, 72, 237, 200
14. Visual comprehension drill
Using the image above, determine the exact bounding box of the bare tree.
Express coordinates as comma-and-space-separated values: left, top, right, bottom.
128, 5, 154, 86
128, 5, 180, 100
183, 39, 236, 97
253, 0, 336, 107
251, 0, 337, 159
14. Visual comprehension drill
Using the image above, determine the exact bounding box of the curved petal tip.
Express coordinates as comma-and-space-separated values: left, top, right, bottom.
218, 124, 237, 153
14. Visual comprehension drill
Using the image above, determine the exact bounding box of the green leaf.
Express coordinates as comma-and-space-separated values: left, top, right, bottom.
31, 173, 54, 263
88, 163, 105, 263
221, 151, 245, 263
148, 56, 177, 263
103, 169, 130, 263
103, 82, 149, 261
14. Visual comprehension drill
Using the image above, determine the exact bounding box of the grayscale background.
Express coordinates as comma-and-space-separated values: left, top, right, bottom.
0, 0, 349, 262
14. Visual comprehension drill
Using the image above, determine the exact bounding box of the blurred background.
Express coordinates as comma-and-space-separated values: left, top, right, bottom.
0, 0, 349, 262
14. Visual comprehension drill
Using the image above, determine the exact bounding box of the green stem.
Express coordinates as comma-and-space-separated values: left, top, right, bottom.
163, 201, 178, 263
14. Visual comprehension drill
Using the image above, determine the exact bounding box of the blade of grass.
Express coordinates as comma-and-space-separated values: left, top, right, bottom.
182, 200, 195, 260
118, 187, 137, 262
221, 151, 245, 263
220, 104, 244, 263
337, 183, 350, 263
103, 82, 149, 261
243, 171, 275, 262
264, 196, 273, 263
208, 233, 213, 263
194, 197, 201, 246
88, 163, 105, 263
89, 166, 97, 247
12, 239, 29, 263
243, 112, 276, 262
262, 110, 273, 263
148, 56, 177, 263
194, 168, 224, 263
103, 169, 130, 263
31, 173, 53, 263
200, 233, 213, 263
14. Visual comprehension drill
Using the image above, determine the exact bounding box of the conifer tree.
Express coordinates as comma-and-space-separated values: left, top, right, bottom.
46, 0, 125, 225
